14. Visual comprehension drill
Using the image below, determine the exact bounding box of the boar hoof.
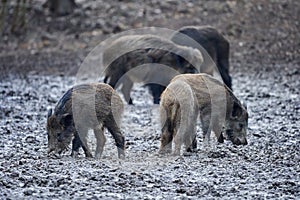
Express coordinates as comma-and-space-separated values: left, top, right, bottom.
82, 146, 93, 158
173, 151, 181, 156
128, 98, 133, 105
119, 154, 125, 160
234, 138, 248, 145
95, 153, 102, 160
183, 151, 193, 156
218, 134, 224, 143
153, 99, 160, 104
84, 152, 93, 158
118, 150, 125, 160
158, 148, 171, 155
71, 151, 79, 158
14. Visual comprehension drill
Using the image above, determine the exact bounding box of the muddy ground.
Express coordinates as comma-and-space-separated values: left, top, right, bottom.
0, 0, 299, 199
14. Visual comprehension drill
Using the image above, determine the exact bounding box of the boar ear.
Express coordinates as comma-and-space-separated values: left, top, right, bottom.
60, 113, 73, 127
47, 109, 52, 118
232, 101, 242, 118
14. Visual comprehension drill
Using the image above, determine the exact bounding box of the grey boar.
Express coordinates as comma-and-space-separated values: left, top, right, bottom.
103, 34, 203, 104
171, 26, 232, 90
47, 83, 125, 159
159, 74, 248, 155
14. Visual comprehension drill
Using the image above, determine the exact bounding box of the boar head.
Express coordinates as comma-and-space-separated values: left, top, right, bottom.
47, 109, 74, 155
225, 101, 248, 145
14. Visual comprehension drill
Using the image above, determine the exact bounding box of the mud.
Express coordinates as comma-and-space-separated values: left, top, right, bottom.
0, 70, 299, 199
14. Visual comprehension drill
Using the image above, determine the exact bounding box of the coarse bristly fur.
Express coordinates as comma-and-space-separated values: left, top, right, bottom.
159, 73, 248, 155
102, 34, 204, 104
47, 83, 125, 159
171, 26, 232, 90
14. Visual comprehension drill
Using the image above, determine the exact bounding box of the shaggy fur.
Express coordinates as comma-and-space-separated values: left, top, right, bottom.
47, 83, 125, 159
103, 34, 203, 104
171, 26, 232, 89
159, 74, 248, 155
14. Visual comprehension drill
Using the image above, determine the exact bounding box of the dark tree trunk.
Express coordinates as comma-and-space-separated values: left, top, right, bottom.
44, 0, 76, 16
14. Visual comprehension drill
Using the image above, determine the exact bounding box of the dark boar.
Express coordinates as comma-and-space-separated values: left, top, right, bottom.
47, 83, 125, 159
171, 26, 232, 89
159, 74, 248, 155
103, 34, 203, 104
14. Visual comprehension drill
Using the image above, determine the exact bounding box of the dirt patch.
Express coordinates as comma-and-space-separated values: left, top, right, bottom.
0, 72, 299, 199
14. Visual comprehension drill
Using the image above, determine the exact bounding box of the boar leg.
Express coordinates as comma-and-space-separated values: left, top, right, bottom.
174, 108, 185, 155
71, 132, 82, 158
191, 136, 197, 150
185, 123, 197, 153
191, 112, 199, 150
71, 130, 93, 158
76, 127, 93, 158
217, 41, 232, 89
213, 126, 224, 143
218, 133, 224, 143
212, 119, 224, 143
121, 76, 134, 104
108, 73, 123, 89
148, 84, 165, 104
173, 126, 183, 156
82, 146, 93, 158
184, 111, 198, 154
159, 108, 176, 154
159, 127, 173, 154
104, 115, 125, 159
94, 125, 106, 159
218, 66, 232, 90
200, 114, 212, 146
217, 62, 232, 90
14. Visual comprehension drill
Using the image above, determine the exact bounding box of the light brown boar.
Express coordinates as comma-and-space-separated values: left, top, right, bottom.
47, 83, 125, 159
159, 74, 248, 155
102, 34, 204, 104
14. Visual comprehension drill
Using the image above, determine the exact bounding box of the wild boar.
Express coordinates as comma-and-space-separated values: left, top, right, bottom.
47, 83, 125, 159
171, 26, 232, 89
103, 34, 203, 104
159, 74, 248, 155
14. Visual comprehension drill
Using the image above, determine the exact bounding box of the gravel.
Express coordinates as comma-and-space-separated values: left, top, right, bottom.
0, 70, 299, 199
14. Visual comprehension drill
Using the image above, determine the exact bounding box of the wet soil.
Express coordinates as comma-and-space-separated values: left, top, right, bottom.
0, 0, 299, 199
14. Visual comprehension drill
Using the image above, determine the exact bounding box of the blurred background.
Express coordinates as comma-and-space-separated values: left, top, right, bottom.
0, 0, 299, 77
